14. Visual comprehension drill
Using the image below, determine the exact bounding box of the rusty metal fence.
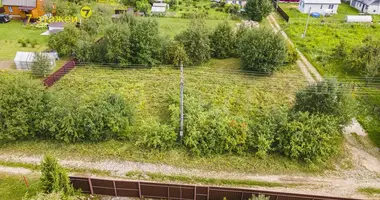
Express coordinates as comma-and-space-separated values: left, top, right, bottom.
43, 59, 76, 87
69, 176, 360, 200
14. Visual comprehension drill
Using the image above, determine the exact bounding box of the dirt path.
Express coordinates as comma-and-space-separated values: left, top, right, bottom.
0, 165, 31, 174
0, 153, 379, 199
0, 61, 13, 70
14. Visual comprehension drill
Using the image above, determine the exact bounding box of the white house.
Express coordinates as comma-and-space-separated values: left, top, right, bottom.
298, 0, 341, 14
225, 0, 247, 7
350, 0, 380, 14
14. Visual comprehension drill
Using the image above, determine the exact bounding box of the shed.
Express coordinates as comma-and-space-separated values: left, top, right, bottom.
14, 52, 56, 70
151, 3, 168, 15
346, 15, 373, 22
298, 0, 341, 14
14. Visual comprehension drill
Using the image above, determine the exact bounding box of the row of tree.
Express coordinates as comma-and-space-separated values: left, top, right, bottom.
49, 14, 295, 72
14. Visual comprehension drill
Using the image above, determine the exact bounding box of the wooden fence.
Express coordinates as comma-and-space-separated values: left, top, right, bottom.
43, 59, 76, 87
272, 1, 290, 22
69, 176, 360, 200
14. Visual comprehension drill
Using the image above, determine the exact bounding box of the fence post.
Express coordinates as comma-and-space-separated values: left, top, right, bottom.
138, 182, 142, 199
113, 180, 117, 196
88, 178, 94, 195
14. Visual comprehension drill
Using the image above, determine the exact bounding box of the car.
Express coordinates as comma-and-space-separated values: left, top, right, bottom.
0, 14, 11, 23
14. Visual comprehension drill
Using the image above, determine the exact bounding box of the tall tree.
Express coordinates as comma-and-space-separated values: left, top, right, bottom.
209, 21, 235, 59
175, 19, 211, 65
31, 53, 52, 77
245, 0, 272, 22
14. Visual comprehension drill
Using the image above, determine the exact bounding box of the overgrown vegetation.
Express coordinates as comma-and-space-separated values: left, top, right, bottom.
31, 53, 52, 77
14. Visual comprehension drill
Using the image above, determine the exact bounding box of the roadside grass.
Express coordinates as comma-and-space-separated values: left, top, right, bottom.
0, 173, 40, 200
357, 187, 380, 196
0, 21, 48, 60
125, 171, 301, 188
274, 4, 380, 148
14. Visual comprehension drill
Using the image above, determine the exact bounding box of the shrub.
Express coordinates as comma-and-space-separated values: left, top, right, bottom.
210, 21, 236, 59
245, 0, 272, 22
239, 28, 286, 72
102, 23, 131, 64
48, 24, 82, 56
285, 43, 298, 64
175, 19, 211, 65
277, 112, 342, 164
31, 53, 52, 77
247, 107, 288, 158
31, 40, 38, 48
249, 194, 270, 200
40, 155, 74, 195
18, 38, 27, 47
25, 38, 31, 44
294, 78, 355, 124
136, 120, 177, 150
0, 74, 49, 142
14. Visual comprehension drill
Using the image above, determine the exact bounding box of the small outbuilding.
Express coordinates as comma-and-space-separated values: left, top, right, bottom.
346, 15, 373, 22
14, 51, 56, 70
151, 3, 169, 15
298, 0, 341, 14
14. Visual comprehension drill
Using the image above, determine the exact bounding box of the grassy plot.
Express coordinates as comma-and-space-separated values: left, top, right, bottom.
358, 187, 380, 196
0, 59, 334, 174
0, 173, 40, 200
0, 21, 48, 60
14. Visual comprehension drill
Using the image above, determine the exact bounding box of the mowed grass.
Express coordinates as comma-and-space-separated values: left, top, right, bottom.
0, 21, 48, 60
0, 59, 332, 174
0, 173, 40, 200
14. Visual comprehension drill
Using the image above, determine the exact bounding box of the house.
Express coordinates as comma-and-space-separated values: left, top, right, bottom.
151, 3, 169, 15
298, 0, 341, 14
2, 0, 45, 19
226, 0, 247, 7
350, 0, 380, 14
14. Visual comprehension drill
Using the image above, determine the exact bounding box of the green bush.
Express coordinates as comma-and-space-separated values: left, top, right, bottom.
31, 53, 52, 77
277, 112, 342, 164
0, 74, 49, 142
294, 79, 355, 124
31, 40, 38, 48
285, 43, 298, 64
175, 19, 211, 65
40, 155, 74, 195
245, 0, 272, 21
239, 28, 286, 72
210, 21, 236, 59
136, 120, 177, 150
162, 40, 189, 65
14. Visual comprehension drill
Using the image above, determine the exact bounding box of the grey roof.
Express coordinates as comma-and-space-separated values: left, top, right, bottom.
357, 0, 380, 5
152, 3, 167, 7
2, 0, 36, 7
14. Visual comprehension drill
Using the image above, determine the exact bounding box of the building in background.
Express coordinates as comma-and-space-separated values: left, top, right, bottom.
350, 0, 380, 14
2, 0, 45, 19
298, 0, 341, 14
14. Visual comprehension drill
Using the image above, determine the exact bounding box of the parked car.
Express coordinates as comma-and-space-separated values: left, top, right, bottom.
0, 14, 11, 23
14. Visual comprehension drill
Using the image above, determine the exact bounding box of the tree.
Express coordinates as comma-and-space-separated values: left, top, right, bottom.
31, 53, 52, 77
245, 0, 272, 22
239, 28, 286, 72
175, 19, 211, 65
48, 24, 81, 56
294, 79, 355, 124
130, 18, 162, 65
162, 40, 189, 65
209, 21, 235, 59
136, 0, 151, 14
40, 155, 74, 195
102, 23, 131, 64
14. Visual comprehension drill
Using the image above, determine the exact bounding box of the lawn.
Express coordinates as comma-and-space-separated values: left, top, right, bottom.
0, 21, 48, 60
274, 3, 380, 148
0, 173, 40, 200
0, 59, 336, 174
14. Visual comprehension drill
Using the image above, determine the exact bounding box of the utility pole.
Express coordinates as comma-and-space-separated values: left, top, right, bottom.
179, 61, 184, 141
302, 7, 311, 38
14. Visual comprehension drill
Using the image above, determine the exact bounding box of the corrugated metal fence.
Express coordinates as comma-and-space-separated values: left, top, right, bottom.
69, 176, 360, 200
43, 59, 76, 87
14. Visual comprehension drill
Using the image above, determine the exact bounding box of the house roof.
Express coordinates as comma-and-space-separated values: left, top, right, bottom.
152, 3, 167, 7
2, 0, 36, 7
303, 0, 341, 4
357, 0, 380, 5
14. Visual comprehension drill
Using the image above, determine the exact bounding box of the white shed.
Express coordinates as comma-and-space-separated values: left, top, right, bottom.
346, 15, 373, 22
299, 0, 341, 14
151, 3, 168, 15
14, 52, 56, 71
